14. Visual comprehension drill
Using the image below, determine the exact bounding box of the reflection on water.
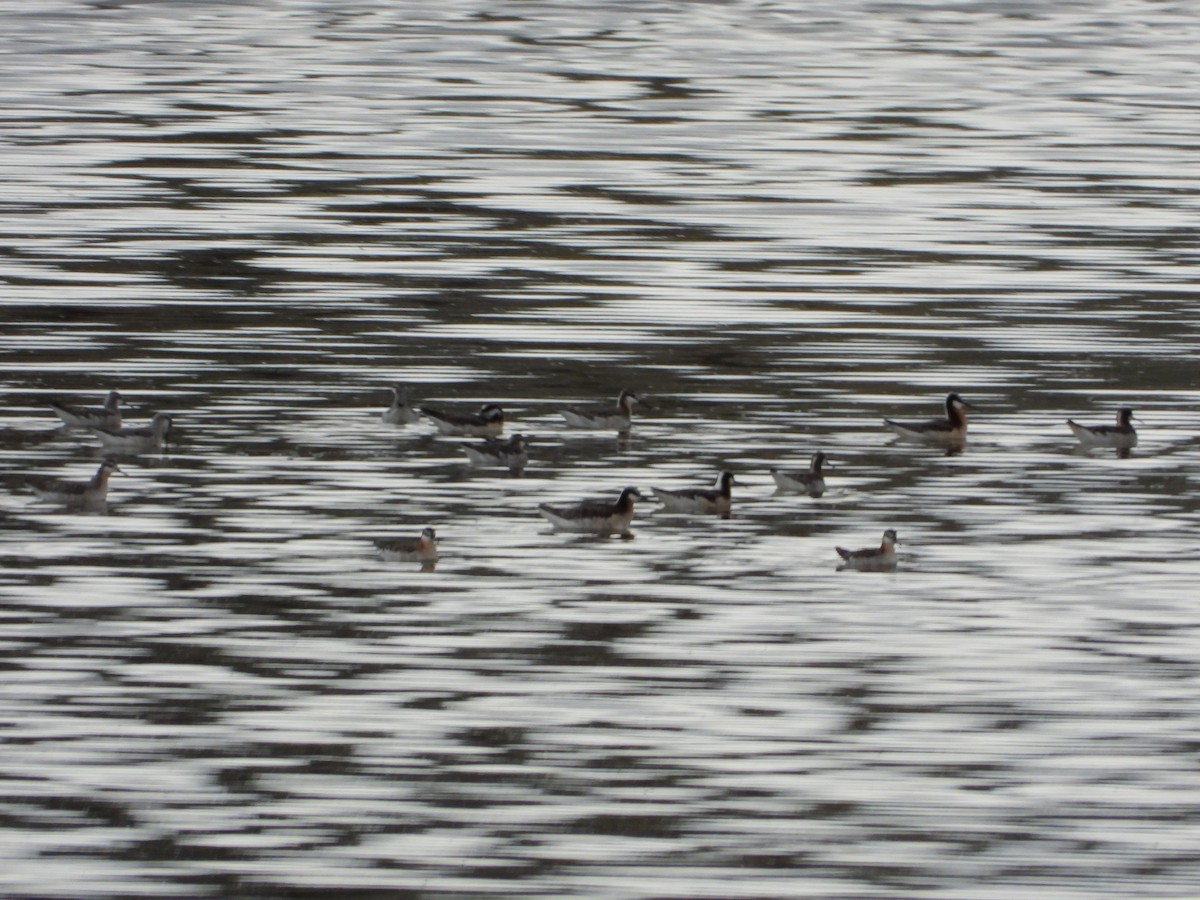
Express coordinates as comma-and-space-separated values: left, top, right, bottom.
3, 1, 1200, 897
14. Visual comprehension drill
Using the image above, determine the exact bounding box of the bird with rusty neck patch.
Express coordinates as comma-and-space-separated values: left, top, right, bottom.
375, 526, 439, 563
538, 487, 645, 535
884, 393, 972, 446
836, 529, 898, 571
560, 390, 651, 431
29, 459, 123, 512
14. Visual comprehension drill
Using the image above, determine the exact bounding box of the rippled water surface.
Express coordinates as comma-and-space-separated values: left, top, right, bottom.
3, 1, 1200, 897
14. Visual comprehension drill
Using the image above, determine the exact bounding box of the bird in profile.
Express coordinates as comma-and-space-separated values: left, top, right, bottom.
559, 390, 651, 431
28, 459, 123, 512
1067, 407, 1137, 450
49, 390, 123, 430
89, 412, 173, 453
538, 487, 645, 535
651, 470, 736, 515
420, 403, 504, 437
836, 529, 899, 571
884, 393, 972, 446
375, 526, 439, 564
770, 451, 830, 498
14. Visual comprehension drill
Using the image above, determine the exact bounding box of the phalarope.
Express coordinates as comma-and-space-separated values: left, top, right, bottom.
420, 403, 504, 437
49, 390, 123, 430
538, 486, 645, 534
770, 451, 830, 497
560, 390, 651, 430
884, 393, 972, 445
1068, 408, 1137, 449
381, 385, 421, 425
30, 459, 123, 512
375, 526, 439, 562
462, 433, 529, 469
89, 412, 173, 453
836, 529, 898, 571
651, 470, 736, 515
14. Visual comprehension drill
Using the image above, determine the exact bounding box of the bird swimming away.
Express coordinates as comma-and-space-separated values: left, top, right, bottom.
381, 385, 421, 425
28, 458, 123, 512
884, 393, 972, 446
538, 487, 645, 535
836, 529, 899, 571
651, 470, 736, 515
462, 433, 529, 470
770, 451, 830, 498
89, 412, 173, 453
49, 390, 123, 430
1067, 407, 1137, 449
374, 526, 439, 563
420, 403, 504, 437
559, 390, 651, 430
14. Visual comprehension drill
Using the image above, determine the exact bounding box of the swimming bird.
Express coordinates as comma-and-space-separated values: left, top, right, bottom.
770, 451, 830, 497
538, 487, 645, 535
836, 529, 898, 571
420, 403, 504, 437
651, 470, 736, 515
49, 390, 123, 430
1067, 407, 1137, 449
29, 459, 123, 512
89, 412, 173, 453
375, 526, 439, 563
381, 385, 421, 425
462, 433, 529, 470
884, 393, 972, 446
560, 390, 651, 430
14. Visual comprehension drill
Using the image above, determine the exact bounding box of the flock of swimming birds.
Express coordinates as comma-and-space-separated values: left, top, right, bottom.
27, 387, 1140, 572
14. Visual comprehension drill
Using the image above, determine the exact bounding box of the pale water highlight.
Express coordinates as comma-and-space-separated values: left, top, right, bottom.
2, 1, 1200, 898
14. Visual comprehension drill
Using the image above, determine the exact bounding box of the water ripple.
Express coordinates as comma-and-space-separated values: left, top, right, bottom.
3, 1, 1200, 898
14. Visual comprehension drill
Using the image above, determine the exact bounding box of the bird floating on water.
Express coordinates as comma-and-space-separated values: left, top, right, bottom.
836, 529, 898, 572
1067, 407, 1137, 450
420, 403, 504, 437
49, 390, 123, 430
89, 412, 173, 453
538, 487, 644, 535
381, 385, 421, 426
770, 451, 830, 498
462, 433, 529, 470
884, 393, 972, 446
375, 526, 439, 563
560, 390, 651, 431
29, 459, 123, 512
651, 470, 736, 515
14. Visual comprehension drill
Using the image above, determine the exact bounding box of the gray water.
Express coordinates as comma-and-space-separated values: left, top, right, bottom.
3, 1, 1200, 897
